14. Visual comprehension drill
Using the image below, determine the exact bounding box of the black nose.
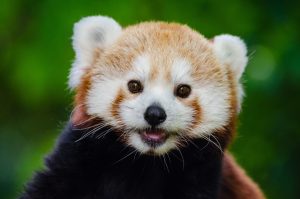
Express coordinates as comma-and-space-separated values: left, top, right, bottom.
144, 105, 167, 126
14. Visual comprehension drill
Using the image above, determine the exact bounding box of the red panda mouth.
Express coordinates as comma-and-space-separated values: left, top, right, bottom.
140, 128, 168, 147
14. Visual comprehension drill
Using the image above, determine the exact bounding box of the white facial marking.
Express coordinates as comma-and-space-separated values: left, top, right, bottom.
86, 74, 125, 127
194, 84, 230, 135
171, 58, 193, 84
130, 54, 151, 81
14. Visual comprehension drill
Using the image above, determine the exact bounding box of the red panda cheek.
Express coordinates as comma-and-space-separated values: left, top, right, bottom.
110, 89, 134, 143
72, 72, 93, 126
71, 105, 90, 125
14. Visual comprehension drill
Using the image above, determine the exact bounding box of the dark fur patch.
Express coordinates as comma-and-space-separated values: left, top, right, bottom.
19, 122, 224, 199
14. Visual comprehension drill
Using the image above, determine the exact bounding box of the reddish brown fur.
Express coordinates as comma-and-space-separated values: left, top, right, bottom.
226, 66, 239, 139
220, 153, 266, 199
187, 97, 202, 131
111, 89, 125, 121
72, 73, 92, 125
149, 62, 159, 81
110, 89, 128, 142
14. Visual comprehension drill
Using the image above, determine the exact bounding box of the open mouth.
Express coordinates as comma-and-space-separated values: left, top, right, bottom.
139, 128, 168, 147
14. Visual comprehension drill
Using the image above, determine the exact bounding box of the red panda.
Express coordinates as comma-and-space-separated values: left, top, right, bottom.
20, 16, 265, 199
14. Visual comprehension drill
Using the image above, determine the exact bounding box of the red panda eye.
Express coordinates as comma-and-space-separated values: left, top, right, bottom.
128, 80, 143, 94
175, 84, 191, 98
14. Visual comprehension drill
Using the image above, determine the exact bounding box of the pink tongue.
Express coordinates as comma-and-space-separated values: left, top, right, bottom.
143, 130, 166, 141
146, 133, 163, 140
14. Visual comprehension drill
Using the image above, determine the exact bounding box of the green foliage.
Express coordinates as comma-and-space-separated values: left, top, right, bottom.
0, 0, 299, 198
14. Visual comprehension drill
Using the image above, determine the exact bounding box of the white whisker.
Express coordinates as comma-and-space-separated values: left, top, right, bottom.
174, 145, 185, 170
162, 154, 170, 173
113, 149, 137, 165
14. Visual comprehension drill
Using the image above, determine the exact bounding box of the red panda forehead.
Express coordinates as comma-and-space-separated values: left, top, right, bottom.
119, 22, 214, 58
93, 22, 224, 82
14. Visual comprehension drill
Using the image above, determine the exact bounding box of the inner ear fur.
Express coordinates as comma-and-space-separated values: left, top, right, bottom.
68, 16, 122, 90
212, 34, 248, 80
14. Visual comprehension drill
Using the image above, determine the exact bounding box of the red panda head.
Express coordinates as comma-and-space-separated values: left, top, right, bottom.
69, 16, 248, 155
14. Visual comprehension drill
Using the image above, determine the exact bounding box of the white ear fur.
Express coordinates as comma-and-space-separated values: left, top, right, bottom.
69, 16, 122, 89
213, 34, 248, 80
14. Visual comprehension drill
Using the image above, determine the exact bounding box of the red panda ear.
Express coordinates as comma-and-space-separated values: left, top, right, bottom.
212, 34, 248, 80
69, 16, 122, 89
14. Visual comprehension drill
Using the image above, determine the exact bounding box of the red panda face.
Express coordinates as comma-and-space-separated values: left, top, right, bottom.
70, 17, 248, 155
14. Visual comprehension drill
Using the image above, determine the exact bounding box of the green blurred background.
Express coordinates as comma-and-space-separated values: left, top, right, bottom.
1, 0, 299, 198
